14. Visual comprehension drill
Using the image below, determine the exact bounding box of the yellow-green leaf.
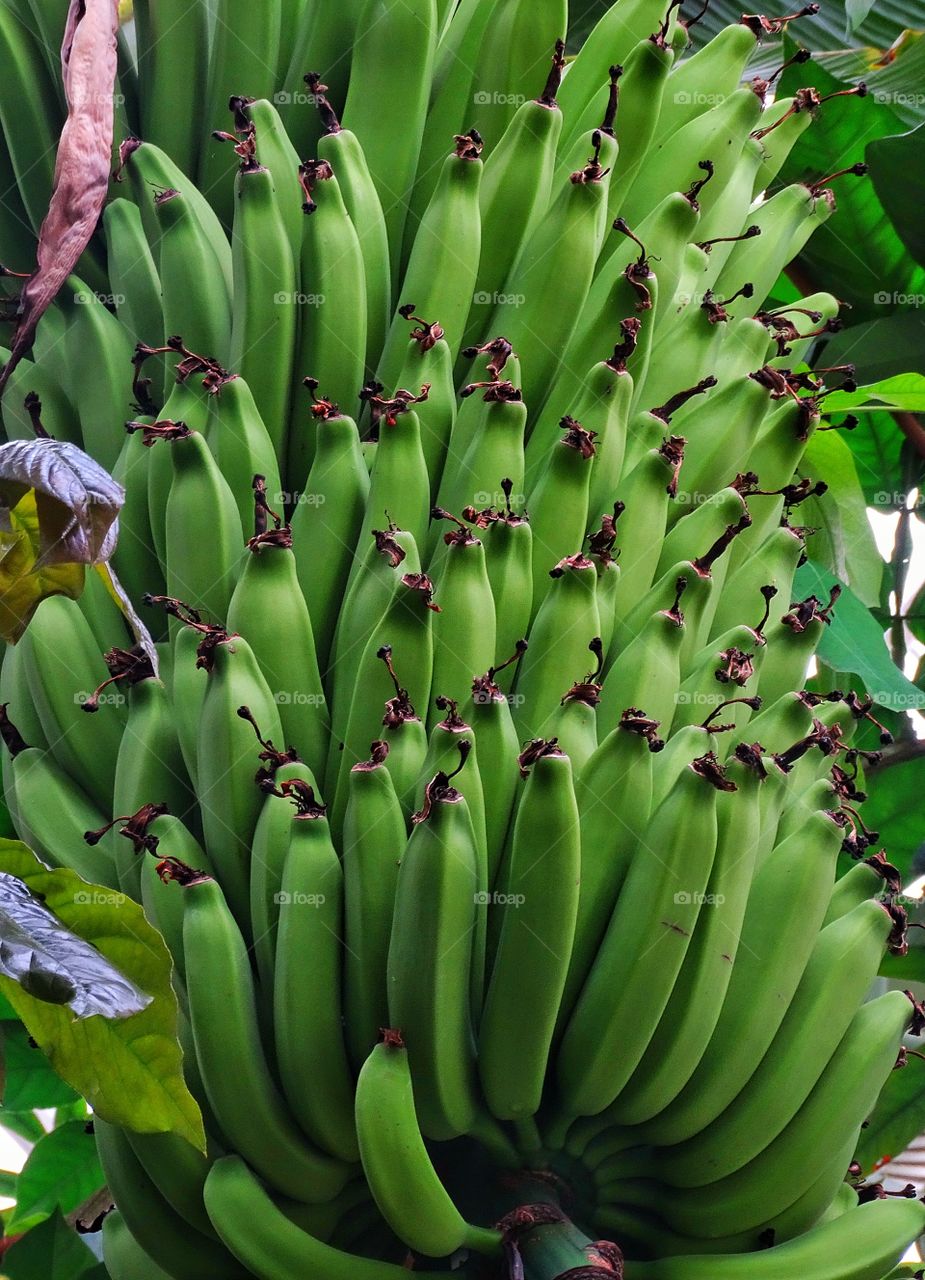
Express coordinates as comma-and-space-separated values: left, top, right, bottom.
0, 840, 204, 1152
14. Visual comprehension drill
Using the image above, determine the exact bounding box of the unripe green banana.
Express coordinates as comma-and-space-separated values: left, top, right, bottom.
489, 141, 613, 421
378, 131, 483, 387
543, 662, 601, 774
203, 373, 283, 539
289, 398, 370, 671
94, 1118, 244, 1280
663, 898, 896, 1189
621, 87, 763, 228
614, 746, 767, 1122
554, 708, 663, 1040
356, 1032, 501, 1256
227, 502, 329, 782
481, 498, 534, 675
604, 437, 686, 626
228, 161, 296, 458
305, 85, 392, 369
197, 0, 280, 226
57, 281, 136, 472
597, 580, 688, 737
555, 753, 729, 1119
0, 2, 60, 234
103, 198, 165, 356
151, 187, 232, 367
247, 757, 316, 994
638, 805, 847, 1146
111, 667, 193, 891
479, 744, 579, 1120
125, 1125, 217, 1239
656, 23, 758, 141
274, 786, 358, 1162
132, 0, 209, 179
386, 766, 481, 1140
342, 744, 405, 1071
163, 427, 242, 626
341, 0, 438, 269
555, 0, 669, 151
627, 1198, 925, 1280
436, 380, 526, 527
204, 1153, 456, 1279
20, 593, 125, 811
178, 870, 352, 1201
139, 811, 211, 981
460, 44, 564, 356
110, 426, 169, 613
0, 354, 81, 447
326, 526, 420, 769
428, 521, 497, 723
236, 97, 304, 260
0, 642, 46, 749
101, 1211, 175, 1280
288, 157, 367, 482
527, 418, 597, 615
194, 629, 285, 929
391, 311, 457, 491
330, 575, 436, 836
661, 990, 914, 1240
514, 553, 601, 740
359, 402, 431, 554
0, 707, 117, 887
467, 653, 524, 885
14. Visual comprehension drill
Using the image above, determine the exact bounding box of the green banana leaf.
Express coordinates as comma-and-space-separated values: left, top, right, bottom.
0, 840, 205, 1152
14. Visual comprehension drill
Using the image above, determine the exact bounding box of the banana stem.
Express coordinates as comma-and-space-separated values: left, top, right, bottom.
514, 1116, 544, 1154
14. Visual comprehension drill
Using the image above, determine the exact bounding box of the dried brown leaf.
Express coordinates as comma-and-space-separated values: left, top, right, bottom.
0, 1, 120, 390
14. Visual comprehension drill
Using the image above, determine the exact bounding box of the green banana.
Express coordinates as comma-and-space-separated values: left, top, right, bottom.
614, 744, 768, 1123
289, 394, 370, 671
386, 763, 481, 1139
19, 593, 125, 811
479, 743, 579, 1120
341, 0, 438, 269
288, 157, 367, 483
377, 130, 483, 387
94, 1119, 244, 1280
204, 1153, 456, 1279
177, 869, 352, 1201
554, 708, 663, 1041
555, 752, 730, 1119
133, 0, 209, 180
638, 805, 848, 1146
228, 159, 297, 456
514, 553, 601, 740
342, 743, 405, 1071
356, 1032, 501, 1256
663, 898, 897, 1188
274, 784, 358, 1162
227, 489, 329, 781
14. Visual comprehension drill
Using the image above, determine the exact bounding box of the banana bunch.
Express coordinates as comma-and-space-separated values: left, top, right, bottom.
1, 0, 921, 1277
